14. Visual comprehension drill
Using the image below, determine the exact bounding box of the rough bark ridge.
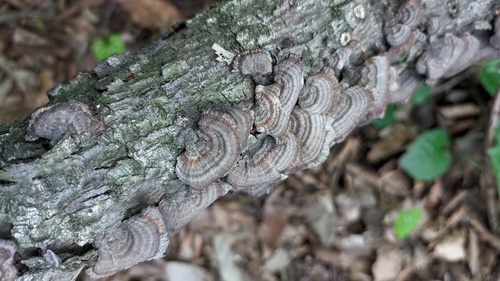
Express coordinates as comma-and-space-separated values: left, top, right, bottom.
0, 0, 498, 279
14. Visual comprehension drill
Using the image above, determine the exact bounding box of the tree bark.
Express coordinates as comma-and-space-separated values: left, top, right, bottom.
0, 0, 498, 279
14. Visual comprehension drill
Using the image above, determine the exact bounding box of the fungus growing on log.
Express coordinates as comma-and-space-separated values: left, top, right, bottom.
443, 33, 481, 78
396, 0, 424, 28
43, 249, 61, 268
417, 32, 500, 84
360, 55, 391, 121
87, 207, 170, 278
330, 86, 374, 143
0, 239, 17, 281
328, 46, 352, 72
159, 181, 228, 234
269, 133, 300, 173
416, 33, 464, 83
274, 54, 304, 115
254, 83, 290, 140
227, 136, 283, 188
298, 67, 339, 116
25, 101, 105, 145
384, 23, 416, 52
383, 0, 423, 53
290, 108, 332, 169
389, 69, 423, 103
232, 48, 273, 75
175, 107, 250, 188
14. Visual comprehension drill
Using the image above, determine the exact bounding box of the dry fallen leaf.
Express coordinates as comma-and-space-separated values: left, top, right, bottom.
433, 230, 466, 262
164, 261, 213, 281
118, 0, 183, 30
372, 247, 405, 281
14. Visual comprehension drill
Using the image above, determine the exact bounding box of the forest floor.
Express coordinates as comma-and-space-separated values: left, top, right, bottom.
1, 1, 500, 281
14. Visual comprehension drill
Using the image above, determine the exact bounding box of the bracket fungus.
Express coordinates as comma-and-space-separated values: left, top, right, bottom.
25, 101, 105, 145
159, 181, 228, 234
396, 0, 424, 28
226, 136, 283, 188
274, 54, 305, 115
384, 23, 416, 53
175, 107, 251, 188
254, 83, 290, 141
290, 108, 332, 169
269, 133, 300, 173
330, 86, 374, 143
417, 32, 500, 84
298, 67, 339, 116
328, 46, 352, 72
383, 0, 423, 53
87, 207, 170, 278
232, 48, 273, 75
0, 239, 17, 281
43, 249, 61, 268
360, 55, 391, 121
389, 70, 424, 103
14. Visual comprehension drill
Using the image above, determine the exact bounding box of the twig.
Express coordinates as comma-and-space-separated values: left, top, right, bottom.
469, 217, 500, 251
481, 87, 500, 233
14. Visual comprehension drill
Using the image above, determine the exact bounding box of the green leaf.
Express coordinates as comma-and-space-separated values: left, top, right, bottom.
394, 207, 423, 240
399, 129, 451, 180
91, 34, 126, 62
410, 84, 431, 105
30, 17, 45, 31
372, 104, 397, 128
479, 58, 500, 96
487, 145, 500, 196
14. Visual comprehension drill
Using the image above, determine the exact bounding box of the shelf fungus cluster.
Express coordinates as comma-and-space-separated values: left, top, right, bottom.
87, 1, 500, 277
384, 0, 424, 53
87, 180, 228, 277
174, 48, 381, 195
417, 31, 500, 84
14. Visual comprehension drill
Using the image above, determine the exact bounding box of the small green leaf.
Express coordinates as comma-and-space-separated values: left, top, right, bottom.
479, 72, 500, 96
410, 84, 431, 105
30, 17, 45, 31
394, 207, 423, 240
479, 58, 500, 96
91, 34, 125, 62
487, 145, 500, 195
372, 104, 397, 128
399, 129, 451, 180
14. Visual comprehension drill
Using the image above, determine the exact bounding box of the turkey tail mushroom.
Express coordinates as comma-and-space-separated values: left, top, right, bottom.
290, 108, 332, 169
175, 107, 250, 188
87, 207, 170, 278
233, 48, 273, 75
0, 239, 17, 281
226, 136, 283, 188
159, 181, 229, 234
25, 101, 105, 145
331, 86, 374, 143
274, 54, 305, 115
298, 67, 339, 116
254, 83, 290, 141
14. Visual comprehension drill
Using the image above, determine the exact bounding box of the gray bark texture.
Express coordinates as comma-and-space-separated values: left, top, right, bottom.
0, 0, 499, 279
